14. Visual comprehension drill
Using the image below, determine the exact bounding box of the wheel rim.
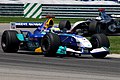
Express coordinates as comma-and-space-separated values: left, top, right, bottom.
1, 42, 6, 48
108, 24, 116, 32
1, 34, 7, 49
41, 38, 50, 52
91, 38, 100, 48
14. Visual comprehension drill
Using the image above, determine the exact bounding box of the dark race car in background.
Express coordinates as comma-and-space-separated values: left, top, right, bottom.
63, 8, 120, 36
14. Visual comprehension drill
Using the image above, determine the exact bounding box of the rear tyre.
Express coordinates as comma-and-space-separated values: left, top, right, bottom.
59, 20, 71, 31
97, 23, 108, 34
41, 33, 60, 57
1, 30, 20, 53
90, 34, 110, 58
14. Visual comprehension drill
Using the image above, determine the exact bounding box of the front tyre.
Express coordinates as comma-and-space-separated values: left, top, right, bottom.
41, 33, 60, 57
1, 30, 20, 53
90, 34, 110, 58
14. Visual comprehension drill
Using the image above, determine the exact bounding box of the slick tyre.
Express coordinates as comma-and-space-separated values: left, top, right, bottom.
1, 30, 20, 53
59, 20, 71, 31
90, 34, 110, 58
41, 33, 60, 57
89, 20, 101, 34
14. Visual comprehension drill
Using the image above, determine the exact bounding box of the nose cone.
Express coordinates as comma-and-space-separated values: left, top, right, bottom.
77, 37, 92, 48
82, 42, 92, 48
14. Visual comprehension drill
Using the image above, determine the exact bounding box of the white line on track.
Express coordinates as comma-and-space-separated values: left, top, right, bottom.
107, 54, 120, 58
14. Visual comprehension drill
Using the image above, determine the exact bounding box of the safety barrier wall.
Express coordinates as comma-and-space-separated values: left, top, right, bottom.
0, 3, 120, 18
42, 4, 120, 18
0, 3, 24, 16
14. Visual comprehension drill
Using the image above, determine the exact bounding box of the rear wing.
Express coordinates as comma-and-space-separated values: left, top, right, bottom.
10, 22, 43, 30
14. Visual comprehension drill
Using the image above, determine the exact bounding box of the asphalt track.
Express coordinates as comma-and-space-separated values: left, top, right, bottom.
0, 24, 120, 80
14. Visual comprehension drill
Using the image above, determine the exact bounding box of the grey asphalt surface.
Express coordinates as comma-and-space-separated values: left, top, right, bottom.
0, 23, 120, 80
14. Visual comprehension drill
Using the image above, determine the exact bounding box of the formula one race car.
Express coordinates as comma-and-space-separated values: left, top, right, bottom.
1, 17, 110, 58
64, 8, 120, 36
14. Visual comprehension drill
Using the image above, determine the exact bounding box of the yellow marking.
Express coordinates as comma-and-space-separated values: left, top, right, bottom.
35, 47, 42, 53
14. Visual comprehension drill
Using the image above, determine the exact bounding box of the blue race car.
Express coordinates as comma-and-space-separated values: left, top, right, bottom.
1, 17, 110, 58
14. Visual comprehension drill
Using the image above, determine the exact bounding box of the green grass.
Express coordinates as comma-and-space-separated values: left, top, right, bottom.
0, 17, 46, 23
109, 36, 120, 54
0, 17, 119, 54
0, 17, 85, 23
